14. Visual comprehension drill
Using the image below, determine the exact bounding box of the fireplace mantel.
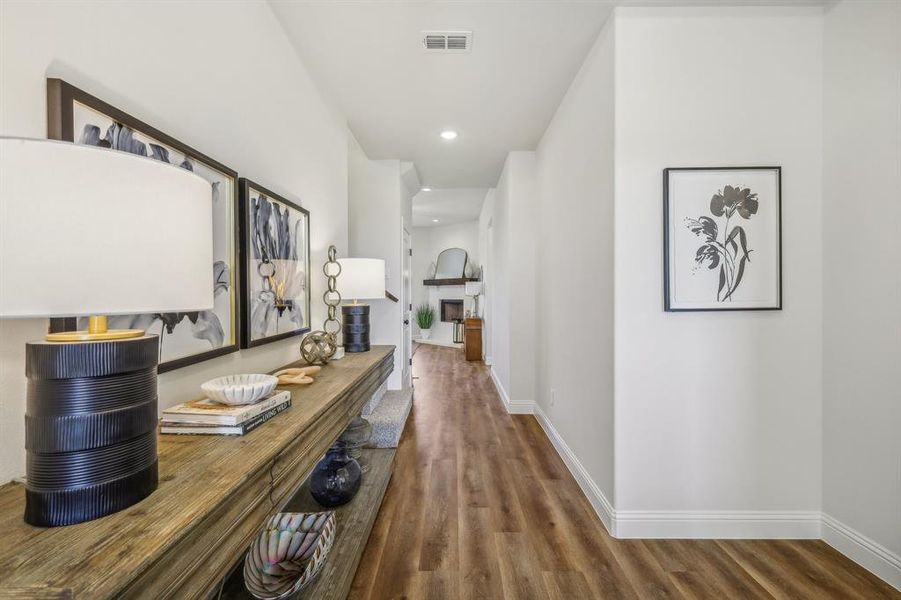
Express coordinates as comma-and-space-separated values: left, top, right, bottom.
423, 277, 479, 286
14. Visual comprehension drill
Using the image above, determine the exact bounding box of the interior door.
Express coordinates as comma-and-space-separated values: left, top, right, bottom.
402, 226, 412, 387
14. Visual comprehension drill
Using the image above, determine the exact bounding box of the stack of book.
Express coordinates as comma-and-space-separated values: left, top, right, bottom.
160, 390, 291, 436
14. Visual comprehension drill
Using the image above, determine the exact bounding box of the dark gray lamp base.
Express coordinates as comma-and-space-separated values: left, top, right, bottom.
24, 335, 159, 526
342, 304, 371, 353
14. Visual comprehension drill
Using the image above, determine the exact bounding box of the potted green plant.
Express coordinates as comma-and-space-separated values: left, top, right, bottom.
416, 304, 435, 340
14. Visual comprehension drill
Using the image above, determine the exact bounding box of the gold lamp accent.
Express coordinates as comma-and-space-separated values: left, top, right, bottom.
45, 316, 144, 342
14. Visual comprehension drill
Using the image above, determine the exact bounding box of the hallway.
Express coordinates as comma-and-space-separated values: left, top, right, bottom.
349, 345, 897, 599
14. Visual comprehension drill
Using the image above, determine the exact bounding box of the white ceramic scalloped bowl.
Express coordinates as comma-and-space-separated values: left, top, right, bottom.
201, 374, 279, 405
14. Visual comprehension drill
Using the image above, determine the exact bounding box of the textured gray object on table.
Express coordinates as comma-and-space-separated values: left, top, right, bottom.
365, 387, 413, 449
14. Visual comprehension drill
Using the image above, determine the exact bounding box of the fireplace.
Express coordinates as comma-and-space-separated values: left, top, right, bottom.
440, 299, 464, 323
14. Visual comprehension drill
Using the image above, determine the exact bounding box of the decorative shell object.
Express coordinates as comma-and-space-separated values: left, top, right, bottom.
244, 511, 337, 599
201, 374, 278, 405
274, 366, 321, 386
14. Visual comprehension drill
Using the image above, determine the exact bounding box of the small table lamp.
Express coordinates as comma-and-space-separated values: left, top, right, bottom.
336, 258, 385, 353
0, 138, 213, 526
465, 281, 483, 317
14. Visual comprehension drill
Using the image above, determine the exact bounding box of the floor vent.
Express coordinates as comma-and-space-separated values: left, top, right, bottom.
422, 31, 472, 53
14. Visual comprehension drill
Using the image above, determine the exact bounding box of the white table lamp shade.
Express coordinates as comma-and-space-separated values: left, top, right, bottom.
465, 281, 483, 296
0, 138, 214, 318
337, 258, 385, 301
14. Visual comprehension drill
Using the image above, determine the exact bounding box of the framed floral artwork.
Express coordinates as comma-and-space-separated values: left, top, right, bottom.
46, 78, 239, 371
238, 179, 311, 348
664, 167, 782, 311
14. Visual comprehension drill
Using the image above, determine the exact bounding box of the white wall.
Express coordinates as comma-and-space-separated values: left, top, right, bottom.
487, 152, 537, 412
614, 5, 824, 527
478, 189, 496, 363
411, 220, 480, 343
347, 137, 410, 390
525, 5, 828, 537
481, 0, 895, 585
490, 163, 513, 401
0, 0, 349, 482
533, 14, 616, 513
822, 0, 901, 585
508, 153, 538, 409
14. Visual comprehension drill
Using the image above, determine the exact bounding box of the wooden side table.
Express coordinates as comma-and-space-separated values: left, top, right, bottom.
464, 318, 483, 361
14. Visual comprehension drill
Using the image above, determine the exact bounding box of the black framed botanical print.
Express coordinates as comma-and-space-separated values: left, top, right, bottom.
46, 78, 240, 371
664, 167, 782, 312
238, 179, 311, 348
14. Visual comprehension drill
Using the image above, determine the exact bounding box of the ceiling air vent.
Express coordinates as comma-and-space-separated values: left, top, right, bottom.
422, 31, 472, 53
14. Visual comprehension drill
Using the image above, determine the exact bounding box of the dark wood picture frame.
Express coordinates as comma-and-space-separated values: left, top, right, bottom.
663, 166, 782, 312
46, 78, 240, 372
238, 178, 312, 349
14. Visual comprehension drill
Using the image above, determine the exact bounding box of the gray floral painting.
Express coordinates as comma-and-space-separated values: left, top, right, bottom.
72, 103, 237, 365
686, 185, 757, 302
664, 167, 781, 311
240, 180, 310, 347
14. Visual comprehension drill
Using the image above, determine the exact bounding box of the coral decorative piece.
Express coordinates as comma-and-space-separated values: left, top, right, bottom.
201, 374, 278, 405
244, 511, 336, 599
273, 366, 321, 385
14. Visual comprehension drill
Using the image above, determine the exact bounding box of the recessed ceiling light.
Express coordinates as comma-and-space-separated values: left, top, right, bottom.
421, 187, 432, 192
440, 130, 458, 141
432, 219, 440, 223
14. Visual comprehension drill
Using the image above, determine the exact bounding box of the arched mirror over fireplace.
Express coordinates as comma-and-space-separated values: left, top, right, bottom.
434, 247, 468, 279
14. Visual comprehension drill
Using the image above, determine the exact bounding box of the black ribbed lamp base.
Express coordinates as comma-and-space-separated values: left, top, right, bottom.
342, 304, 371, 353
24, 335, 160, 527
24, 460, 158, 526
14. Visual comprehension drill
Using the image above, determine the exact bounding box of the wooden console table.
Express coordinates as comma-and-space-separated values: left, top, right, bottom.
0, 346, 394, 599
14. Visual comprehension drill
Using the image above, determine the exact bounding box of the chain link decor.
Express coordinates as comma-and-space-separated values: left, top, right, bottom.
322, 245, 342, 339
300, 245, 342, 365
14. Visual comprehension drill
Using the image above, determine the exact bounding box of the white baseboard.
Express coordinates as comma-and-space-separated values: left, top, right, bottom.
489, 367, 533, 414
822, 513, 901, 591
530, 408, 897, 589
488, 366, 509, 405
614, 510, 821, 539
485, 355, 493, 366
533, 405, 615, 534
531, 410, 898, 590
534, 406, 818, 538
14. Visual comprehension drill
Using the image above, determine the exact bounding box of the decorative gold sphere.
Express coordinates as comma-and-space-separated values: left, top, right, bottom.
300, 332, 338, 365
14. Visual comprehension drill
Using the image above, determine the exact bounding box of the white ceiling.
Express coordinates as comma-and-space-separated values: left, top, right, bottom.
411, 188, 488, 227
269, 1, 614, 188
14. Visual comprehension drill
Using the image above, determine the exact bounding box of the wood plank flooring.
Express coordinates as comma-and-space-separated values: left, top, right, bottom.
350, 344, 898, 599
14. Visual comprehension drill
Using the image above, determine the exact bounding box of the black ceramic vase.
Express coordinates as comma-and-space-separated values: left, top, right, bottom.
310, 442, 362, 508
